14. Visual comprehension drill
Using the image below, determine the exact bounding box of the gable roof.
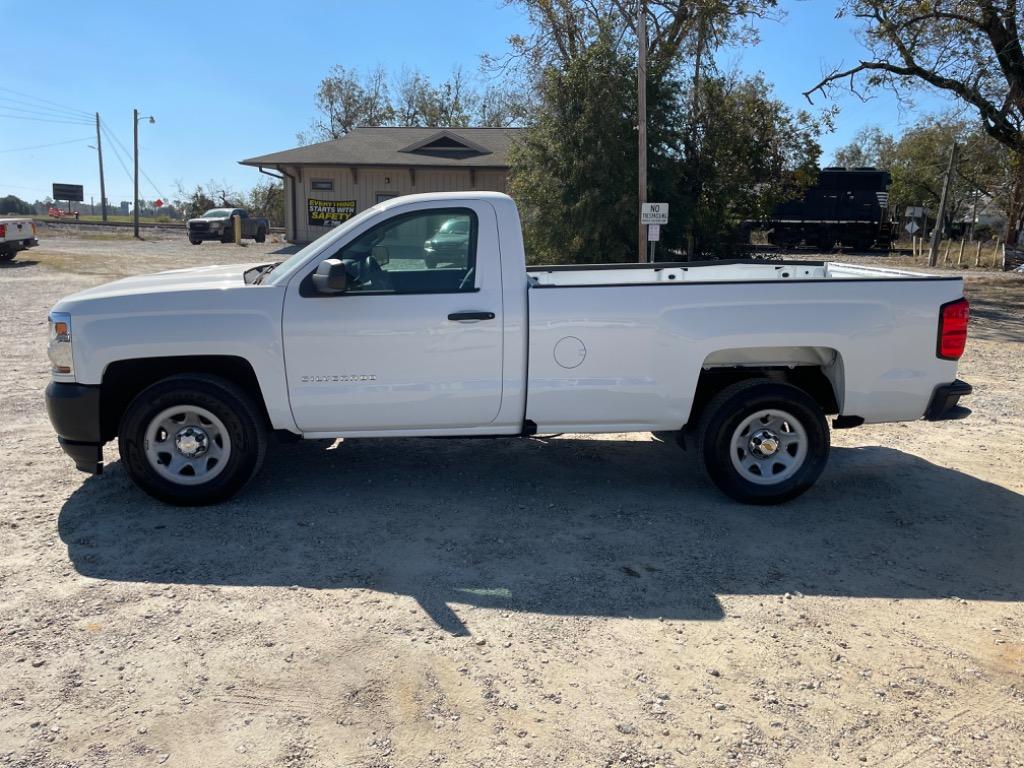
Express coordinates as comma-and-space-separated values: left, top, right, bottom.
240, 127, 521, 169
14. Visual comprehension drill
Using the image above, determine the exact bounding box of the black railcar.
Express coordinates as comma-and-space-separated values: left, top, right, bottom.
764, 167, 895, 251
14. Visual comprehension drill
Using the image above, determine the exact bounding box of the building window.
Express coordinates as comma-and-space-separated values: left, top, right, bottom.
311, 179, 334, 191
376, 193, 398, 203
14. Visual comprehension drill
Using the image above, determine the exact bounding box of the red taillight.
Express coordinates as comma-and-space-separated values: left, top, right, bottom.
938, 297, 969, 360
0, 224, 6, 238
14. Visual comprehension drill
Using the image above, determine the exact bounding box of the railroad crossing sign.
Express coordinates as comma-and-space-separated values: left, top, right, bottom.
905, 220, 920, 235
641, 202, 669, 225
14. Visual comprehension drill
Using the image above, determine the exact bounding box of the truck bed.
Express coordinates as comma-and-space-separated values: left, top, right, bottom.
527, 259, 946, 287
524, 259, 964, 433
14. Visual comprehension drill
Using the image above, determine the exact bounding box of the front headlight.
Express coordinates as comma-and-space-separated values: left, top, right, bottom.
47, 312, 74, 376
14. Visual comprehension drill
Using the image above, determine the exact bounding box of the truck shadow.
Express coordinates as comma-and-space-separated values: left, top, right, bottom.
58, 438, 1024, 635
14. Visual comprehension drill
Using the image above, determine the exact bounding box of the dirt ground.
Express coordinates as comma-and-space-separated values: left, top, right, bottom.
1, 228, 1023, 768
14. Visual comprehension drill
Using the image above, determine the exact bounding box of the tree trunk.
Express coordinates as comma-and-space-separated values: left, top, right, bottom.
1005, 154, 1024, 246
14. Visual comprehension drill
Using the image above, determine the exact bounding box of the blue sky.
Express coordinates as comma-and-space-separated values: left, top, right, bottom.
2, 1, 953, 206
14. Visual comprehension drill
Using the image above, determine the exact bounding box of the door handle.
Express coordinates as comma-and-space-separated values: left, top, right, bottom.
448, 311, 495, 321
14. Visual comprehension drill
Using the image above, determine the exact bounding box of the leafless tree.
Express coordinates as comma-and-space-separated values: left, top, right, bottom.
803, 1, 1024, 239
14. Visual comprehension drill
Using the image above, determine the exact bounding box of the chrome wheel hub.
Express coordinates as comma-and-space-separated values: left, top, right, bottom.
143, 405, 231, 486
749, 429, 780, 457
730, 409, 808, 486
174, 426, 209, 458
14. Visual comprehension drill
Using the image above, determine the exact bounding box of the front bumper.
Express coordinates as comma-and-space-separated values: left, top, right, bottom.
45, 382, 103, 473
924, 379, 972, 421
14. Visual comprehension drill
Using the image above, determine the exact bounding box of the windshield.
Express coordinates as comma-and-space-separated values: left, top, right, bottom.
263, 202, 390, 287
201, 209, 231, 218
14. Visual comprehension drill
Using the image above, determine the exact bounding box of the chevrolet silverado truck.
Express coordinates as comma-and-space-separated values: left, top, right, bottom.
0, 216, 39, 261
186, 208, 268, 244
45, 192, 971, 506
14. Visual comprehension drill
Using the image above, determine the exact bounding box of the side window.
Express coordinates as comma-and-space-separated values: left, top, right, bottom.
330, 209, 477, 294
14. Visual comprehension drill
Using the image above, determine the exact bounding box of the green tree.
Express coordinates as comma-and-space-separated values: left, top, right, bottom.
505, 1, 819, 261
680, 75, 821, 257
509, 31, 652, 263
835, 117, 1011, 234
832, 126, 897, 169
0, 195, 33, 215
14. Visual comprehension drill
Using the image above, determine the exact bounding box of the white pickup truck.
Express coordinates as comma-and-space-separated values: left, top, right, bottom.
45, 192, 971, 505
1, 216, 39, 261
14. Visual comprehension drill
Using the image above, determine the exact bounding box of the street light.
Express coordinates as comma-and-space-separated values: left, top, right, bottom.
133, 109, 156, 238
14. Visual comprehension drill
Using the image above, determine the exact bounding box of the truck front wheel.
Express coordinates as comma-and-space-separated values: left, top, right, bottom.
697, 379, 829, 504
117, 375, 267, 505
255, 227, 266, 243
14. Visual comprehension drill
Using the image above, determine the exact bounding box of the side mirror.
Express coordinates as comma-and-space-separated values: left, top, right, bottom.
371, 245, 390, 265
312, 258, 348, 294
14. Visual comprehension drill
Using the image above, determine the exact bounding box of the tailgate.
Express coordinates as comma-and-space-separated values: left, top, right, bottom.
1, 219, 35, 242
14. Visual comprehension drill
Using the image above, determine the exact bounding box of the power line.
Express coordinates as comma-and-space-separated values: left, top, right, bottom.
103, 122, 166, 199
0, 96, 93, 122
100, 123, 135, 186
0, 112, 94, 126
0, 86, 93, 119
0, 103, 95, 124
0, 136, 92, 154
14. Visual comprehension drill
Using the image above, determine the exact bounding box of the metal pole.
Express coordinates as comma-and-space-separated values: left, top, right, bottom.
637, 0, 647, 263
928, 142, 959, 267
95, 113, 107, 223
133, 108, 140, 238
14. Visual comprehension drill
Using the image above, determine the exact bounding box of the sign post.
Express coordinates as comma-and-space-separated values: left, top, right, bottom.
640, 202, 668, 262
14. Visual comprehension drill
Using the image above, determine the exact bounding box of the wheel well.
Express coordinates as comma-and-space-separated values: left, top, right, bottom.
687, 366, 840, 431
100, 356, 271, 441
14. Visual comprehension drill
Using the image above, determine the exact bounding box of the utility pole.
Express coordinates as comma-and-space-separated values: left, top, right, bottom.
928, 141, 959, 267
95, 113, 107, 222
133, 108, 140, 238
637, 0, 648, 263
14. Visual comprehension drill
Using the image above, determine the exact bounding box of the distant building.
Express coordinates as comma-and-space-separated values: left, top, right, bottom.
240, 127, 520, 243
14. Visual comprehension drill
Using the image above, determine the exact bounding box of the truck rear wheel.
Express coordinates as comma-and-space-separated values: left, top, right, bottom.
118, 374, 267, 506
697, 379, 829, 504
188, 238, 202, 245
255, 228, 266, 243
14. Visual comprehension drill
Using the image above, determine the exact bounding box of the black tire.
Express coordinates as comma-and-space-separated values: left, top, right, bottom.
255, 228, 266, 244
0, 249, 15, 262
118, 374, 267, 506
188, 238, 202, 245
221, 231, 233, 244
696, 379, 830, 505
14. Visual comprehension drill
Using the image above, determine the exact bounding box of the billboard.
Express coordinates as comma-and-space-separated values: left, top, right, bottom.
52, 183, 84, 202
308, 198, 356, 227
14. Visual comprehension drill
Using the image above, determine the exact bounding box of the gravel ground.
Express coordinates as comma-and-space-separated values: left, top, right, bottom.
1, 231, 1023, 768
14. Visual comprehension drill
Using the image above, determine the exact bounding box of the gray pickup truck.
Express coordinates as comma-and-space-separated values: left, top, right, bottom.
187, 208, 268, 245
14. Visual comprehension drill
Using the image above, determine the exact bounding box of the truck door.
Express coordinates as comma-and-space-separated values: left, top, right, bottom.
282, 202, 505, 432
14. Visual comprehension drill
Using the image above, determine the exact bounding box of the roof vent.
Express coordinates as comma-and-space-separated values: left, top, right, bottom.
399, 130, 492, 160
